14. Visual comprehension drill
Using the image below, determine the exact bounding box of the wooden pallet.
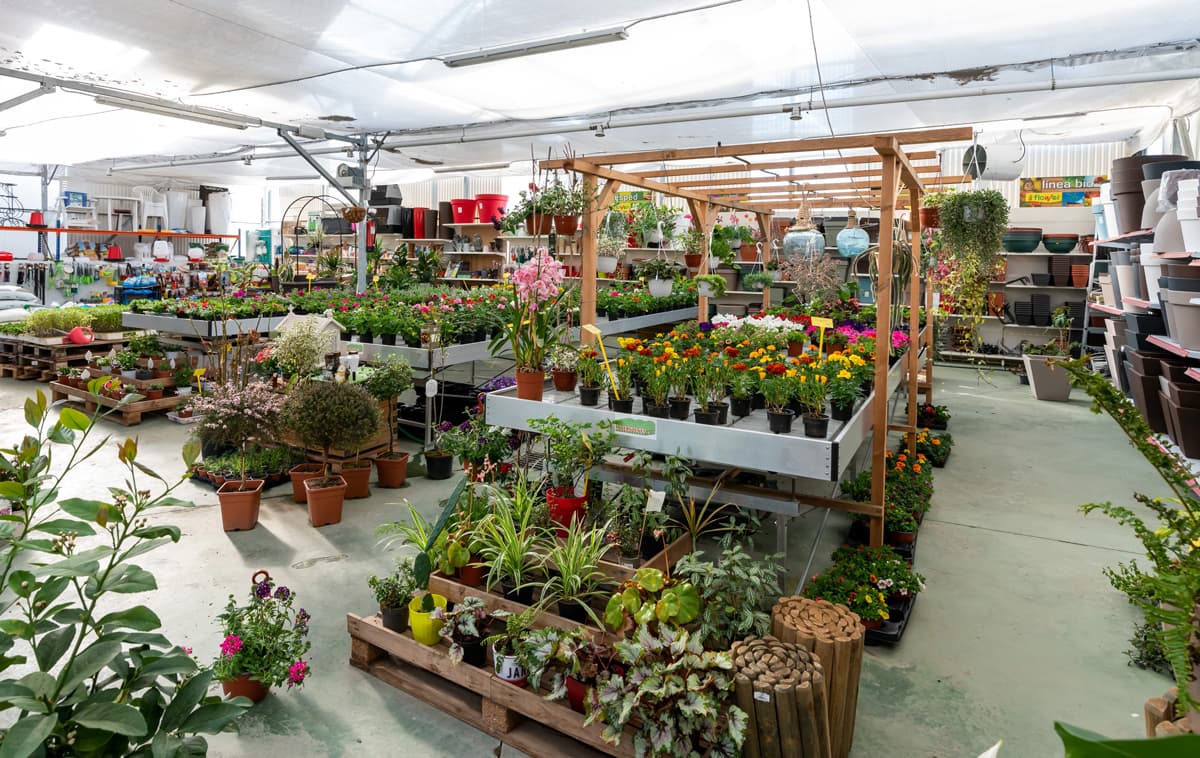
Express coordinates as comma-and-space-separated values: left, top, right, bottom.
49, 381, 185, 426
427, 574, 603, 633
15, 336, 128, 382
347, 613, 632, 758
1145, 688, 1198, 737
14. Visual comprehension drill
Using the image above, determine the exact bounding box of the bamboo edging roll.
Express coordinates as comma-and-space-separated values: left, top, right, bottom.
771, 598, 865, 758
731, 635, 831, 758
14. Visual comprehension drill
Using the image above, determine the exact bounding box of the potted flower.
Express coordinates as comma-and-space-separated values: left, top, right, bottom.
368, 555, 419, 633
693, 273, 726, 299
631, 204, 680, 248
610, 357, 633, 413
363, 355, 415, 488
424, 422, 456, 481
577, 348, 603, 406
213, 570, 312, 703
643, 364, 671, 418
274, 317, 334, 379
826, 363, 861, 421
144, 381, 165, 400
527, 416, 616, 534
915, 429, 952, 467
741, 270, 775, 292
114, 350, 139, 380
709, 226, 737, 270
760, 367, 793, 434
433, 596, 493, 667
484, 608, 539, 687
281, 381, 381, 526
189, 381, 285, 531
537, 518, 611, 624
635, 257, 678, 298
679, 226, 704, 269
596, 234, 624, 274
796, 366, 830, 438
489, 251, 572, 401
548, 342, 578, 392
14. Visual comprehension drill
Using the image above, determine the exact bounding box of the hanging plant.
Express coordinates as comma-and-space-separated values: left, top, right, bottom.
937, 189, 1009, 319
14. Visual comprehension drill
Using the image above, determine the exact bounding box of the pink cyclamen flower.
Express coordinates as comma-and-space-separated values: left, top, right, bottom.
287, 660, 309, 688
220, 635, 243, 658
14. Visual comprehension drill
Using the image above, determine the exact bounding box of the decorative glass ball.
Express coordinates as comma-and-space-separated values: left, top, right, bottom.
781, 228, 826, 259
836, 225, 870, 258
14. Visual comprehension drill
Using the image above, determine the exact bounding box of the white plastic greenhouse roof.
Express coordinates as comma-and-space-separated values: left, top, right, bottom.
0, 0, 1198, 181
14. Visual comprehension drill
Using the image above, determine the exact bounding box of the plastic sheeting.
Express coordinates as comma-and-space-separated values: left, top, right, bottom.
0, 0, 1196, 173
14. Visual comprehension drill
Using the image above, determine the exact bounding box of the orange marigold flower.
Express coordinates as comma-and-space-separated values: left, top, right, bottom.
732, 362, 748, 371
913, 464, 922, 473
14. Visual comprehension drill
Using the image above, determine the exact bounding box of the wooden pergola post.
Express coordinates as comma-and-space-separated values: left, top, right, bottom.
756, 212, 773, 313
578, 176, 618, 345
906, 186, 923, 454
687, 199, 716, 323
869, 153, 901, 548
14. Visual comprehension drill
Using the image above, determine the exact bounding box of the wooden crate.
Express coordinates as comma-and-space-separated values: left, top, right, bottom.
596, 533, 694, 582
347, 613, 633, 758
49, 382, 186, 426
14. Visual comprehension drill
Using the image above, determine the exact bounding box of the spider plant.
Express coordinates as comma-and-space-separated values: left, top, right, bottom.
538, 519, 611, 624
475, 475, 546, 597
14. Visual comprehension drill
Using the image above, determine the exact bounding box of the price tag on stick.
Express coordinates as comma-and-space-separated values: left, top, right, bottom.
810, 316, 834, 356
582, 324, 620, 400
192, 368, 206, 395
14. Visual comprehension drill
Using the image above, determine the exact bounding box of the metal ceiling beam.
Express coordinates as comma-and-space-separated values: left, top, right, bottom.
676, 164, 945, 190
278, 130, 359, 206
0, 84, 54, 114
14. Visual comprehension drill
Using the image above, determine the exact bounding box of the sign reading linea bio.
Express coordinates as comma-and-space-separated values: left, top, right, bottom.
613, 417, 656, 439
1019, 176, 1107, 208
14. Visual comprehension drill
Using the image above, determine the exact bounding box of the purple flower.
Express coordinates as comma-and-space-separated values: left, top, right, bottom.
436, 421, 453, 433
298, 608, 311, 627
274, 586, 291, 601
698, 321, 713, 332
255, 580, 272, 599
458, 420, 471, 432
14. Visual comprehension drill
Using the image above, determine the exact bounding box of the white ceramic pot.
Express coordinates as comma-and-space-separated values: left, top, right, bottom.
1023, 355, 1072, 402
1153, 211, 1184, 254
596, 255, 619, 274
647, 279, 672, 298
176, 386, 193, 396
708, 256, 721, 270
698, 282, 718, 297
1181, 218, 1200, 254
493, 647, 528, 687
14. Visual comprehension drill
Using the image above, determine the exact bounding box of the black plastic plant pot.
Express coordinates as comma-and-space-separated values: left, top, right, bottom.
731, 396, 752, 417
640, 533, 666, 560
767, 409, 794, 434
381, 605, 409, 634
645, 402, 670, 418
579, 386, 601, 406
501, 583, 535, 606
668, 397, 691, 420
694, 408, 720, 425
557, 600, 592, 624
425, 452, 453, 480
752, 392, 766, 410
802, 413, 830, 438
711, 401, 729, 425
831, 401, 854, 421
611, 397, 634, 413
461, 639, 487, 667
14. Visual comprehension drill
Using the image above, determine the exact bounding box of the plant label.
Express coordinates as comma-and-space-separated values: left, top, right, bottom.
645, 490, 665, 512
753, 691, 771, 702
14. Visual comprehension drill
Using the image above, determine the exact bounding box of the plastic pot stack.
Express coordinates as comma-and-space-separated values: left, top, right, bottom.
1110, 154, 1185, 235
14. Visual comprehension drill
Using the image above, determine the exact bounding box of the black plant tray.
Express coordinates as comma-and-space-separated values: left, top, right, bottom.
866, 592, 918, 646
845, 520, 920, 563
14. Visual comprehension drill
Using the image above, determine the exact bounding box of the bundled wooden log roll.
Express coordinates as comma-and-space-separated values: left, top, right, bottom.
771, 598, 865, 758
731, 635, 831, 758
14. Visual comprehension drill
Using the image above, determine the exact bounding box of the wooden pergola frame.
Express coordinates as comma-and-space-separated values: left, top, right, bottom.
542, 126, 972, 547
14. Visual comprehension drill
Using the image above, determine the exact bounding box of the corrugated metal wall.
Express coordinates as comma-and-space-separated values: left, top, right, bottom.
393, 176, 503, 209
940, 142, 1127, 205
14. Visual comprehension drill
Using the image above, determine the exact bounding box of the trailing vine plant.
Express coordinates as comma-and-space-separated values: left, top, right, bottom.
936, 189, 1009, 352
1059, 358, 1200, 713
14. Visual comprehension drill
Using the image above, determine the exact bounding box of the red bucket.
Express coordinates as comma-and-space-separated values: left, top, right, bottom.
475, 194, 508, 226
411, 207, 427, 238
450, 199, 476, 223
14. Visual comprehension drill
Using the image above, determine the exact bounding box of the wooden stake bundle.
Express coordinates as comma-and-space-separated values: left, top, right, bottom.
770, 598, 865, 758
731, 635, 831, 758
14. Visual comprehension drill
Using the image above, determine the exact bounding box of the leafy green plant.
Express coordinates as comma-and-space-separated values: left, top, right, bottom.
273, 317, 333, 378
635, 257, 680, 281
741, 271, 774, 291
281, 381, 381, 477
433, 596, 493, 664
603, 568, 700, 633
474, 477, 546, 594
527, 416, 616, 494
368, 556, 420, 609
0, 392, 249, 756
938, 189, 1009, 318
587, 624, 746, 756
1055, 721, 1200, 755
693, 274, 726, 298
674, 537, 783, 649
537, 520, 611, 622
483, 607, 539, 660
362, 355, 414, 456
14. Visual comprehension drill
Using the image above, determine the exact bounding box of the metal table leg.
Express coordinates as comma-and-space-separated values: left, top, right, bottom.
795, 507, 832, 596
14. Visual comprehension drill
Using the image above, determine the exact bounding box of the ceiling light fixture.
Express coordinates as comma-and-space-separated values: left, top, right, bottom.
786, 104, 804, 121
94, 95, 252, 130
442, 27, 629, 68
591, 123, 607, 138
431, 161, 512, 174
242, 156, 253, 166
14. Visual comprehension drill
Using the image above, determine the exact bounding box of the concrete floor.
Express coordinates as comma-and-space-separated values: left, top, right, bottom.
0, 364, 1170, 757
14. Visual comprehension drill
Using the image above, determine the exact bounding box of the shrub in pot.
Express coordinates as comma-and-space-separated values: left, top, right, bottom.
674, 536, 784, 650
368, 556, 420, 633
693, 273, 726, 299
281, 381, 380, 526
536, 518, 610, 624
363, 355, 415, 488
484, 608, 539, 687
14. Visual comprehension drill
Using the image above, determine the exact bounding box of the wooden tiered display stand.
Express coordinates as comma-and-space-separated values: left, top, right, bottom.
538, 128, 967, 547
49, 374, 186, 426
347, 534, 692, 757
0, 333, 129, 381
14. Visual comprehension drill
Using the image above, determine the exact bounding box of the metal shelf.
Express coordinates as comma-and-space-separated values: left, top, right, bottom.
1148, 334, 1200, 359
121, 312, 288, 338
1004, 284, 1087, 291
1090, 302, 1123, 316
0, 225, 238, 240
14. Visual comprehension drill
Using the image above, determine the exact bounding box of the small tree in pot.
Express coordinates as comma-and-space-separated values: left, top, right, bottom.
282, 381, 380, 526
363, 355, 415, 488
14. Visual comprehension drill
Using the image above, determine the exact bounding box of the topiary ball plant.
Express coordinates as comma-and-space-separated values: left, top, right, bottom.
282, 381, 381, 482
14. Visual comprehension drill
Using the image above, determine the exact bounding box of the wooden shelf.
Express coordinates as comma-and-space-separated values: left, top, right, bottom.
378, 237, 448, 245
0, 225, 238, 240
1004, 284, 1087, 291
443, 251, 503, 256
1001, 251, 1092, 257
444, 222, 498, 229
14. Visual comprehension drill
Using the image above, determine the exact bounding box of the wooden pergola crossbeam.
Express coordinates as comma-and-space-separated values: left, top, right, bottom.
635, 150, 939, 180
672, 163, 946, 190
558, 158, 761, 215
876, 137, 925, 195
723, 175, 968, 201
542, 127, 972, 168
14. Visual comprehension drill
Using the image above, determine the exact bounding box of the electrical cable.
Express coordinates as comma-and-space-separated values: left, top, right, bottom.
190, 1, 744, 98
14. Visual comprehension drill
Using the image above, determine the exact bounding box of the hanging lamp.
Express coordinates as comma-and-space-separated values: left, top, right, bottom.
836, 208, 870, 259
781, 199, 826, 259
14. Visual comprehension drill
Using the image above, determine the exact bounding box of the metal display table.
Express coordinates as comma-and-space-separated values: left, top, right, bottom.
122, 312, 288, 338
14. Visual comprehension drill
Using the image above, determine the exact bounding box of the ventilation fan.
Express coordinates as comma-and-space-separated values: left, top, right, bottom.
336, 163, 368, 189
962, 144, 1026, 181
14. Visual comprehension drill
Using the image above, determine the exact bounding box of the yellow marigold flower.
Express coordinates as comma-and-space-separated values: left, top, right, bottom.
799, 375, 807, 383
865, 594, 873, 604
766, 345, 776, 351
786, 369, 797, 377
837, 370, 852, 380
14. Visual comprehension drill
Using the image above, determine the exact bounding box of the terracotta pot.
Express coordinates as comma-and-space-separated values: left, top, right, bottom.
459, 558, 485, 587
375, 452, 410, 488
787, 341, 805, 357
304, 476, 347, 527
919, 206, 940, 229
339, 462, 372, 499
145, 389, 163, 400
514, 369, 545, 401
221, 675, 269, 704
862, 619, 884, 631
553, 215, 579, 235
217, 480, 263, 532
683, 253, 702, 269
551, 369, 578, 392
738, 247, 758, 262
288, 463, 324, 503
524, 215, 553, 235
566, 676, 590, 714
887, 530, 916, 546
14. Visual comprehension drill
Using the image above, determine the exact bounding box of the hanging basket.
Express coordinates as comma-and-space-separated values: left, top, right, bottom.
341, 206, 367, 224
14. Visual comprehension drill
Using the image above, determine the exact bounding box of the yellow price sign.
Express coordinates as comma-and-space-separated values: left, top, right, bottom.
582, 325, 620, 399
192, 368, 205, 394
810, 317, 834, 356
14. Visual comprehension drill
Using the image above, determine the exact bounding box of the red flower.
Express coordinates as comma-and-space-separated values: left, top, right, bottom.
683, 347, 701, 358
731, 362, 748, 371
724, 346, 740, 357
766, 362, 786, 375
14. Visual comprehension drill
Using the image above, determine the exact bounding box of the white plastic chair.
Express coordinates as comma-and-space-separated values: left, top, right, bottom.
131, 186, 168, 230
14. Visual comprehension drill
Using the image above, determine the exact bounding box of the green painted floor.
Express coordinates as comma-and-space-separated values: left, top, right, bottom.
0, 364, 1171, 757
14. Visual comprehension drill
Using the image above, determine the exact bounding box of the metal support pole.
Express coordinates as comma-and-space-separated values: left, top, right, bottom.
277, 130, 358, 206
356, 139, 369, 293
